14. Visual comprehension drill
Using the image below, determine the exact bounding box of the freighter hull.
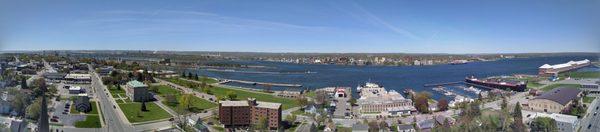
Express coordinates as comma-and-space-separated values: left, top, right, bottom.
465, 78, 527, 92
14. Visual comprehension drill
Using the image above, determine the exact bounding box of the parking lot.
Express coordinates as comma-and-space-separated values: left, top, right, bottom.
50, 99, 87, 126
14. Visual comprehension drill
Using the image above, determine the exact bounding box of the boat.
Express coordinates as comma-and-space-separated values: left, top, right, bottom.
356, 82, 384, 93
464, 76, 527, 92
450, 60, 469, 65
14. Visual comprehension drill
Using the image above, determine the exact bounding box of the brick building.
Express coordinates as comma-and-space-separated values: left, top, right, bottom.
219, 98, 282, 130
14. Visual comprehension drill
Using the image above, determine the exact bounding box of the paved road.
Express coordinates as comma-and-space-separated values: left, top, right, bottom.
581, 98, 600, 132
89, 65, 135, 132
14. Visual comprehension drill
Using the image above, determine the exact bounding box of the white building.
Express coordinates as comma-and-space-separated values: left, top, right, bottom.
357, 83, 415, 116
526, 112, 579, 132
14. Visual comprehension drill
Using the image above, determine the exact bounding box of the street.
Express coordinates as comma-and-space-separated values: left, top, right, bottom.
88, 64, 135, 132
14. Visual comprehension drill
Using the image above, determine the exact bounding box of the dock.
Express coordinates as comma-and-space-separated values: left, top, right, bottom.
218, 79, 302, 87
423, 81, 463, 87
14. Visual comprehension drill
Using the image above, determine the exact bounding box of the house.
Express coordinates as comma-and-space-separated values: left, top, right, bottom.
74, 94, 91, 113
397, 124, 416, 132
323, 122, 336, 132
528, 87, 582, 113
529, 89, 542, 96
43, 72, 66, 82
10, 120, 27, 132
434, 115, 455, 126
304, 104, 319, 115
417, 119, 435, 131
352, 123, 369, 132
98, 66, 113, 76
125, 80, 152, 102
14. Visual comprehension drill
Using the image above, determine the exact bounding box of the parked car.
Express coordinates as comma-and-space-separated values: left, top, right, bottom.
51, 119, 58, 122
52, 116, 59, 119
62, 112, 68, 115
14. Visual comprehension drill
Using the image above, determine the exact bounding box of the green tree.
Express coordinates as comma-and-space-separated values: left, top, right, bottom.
180, 94, 192, 110
512, 102, 525, 132
255, 116, 269, 131
437, 98, 449, 111
193, 74, 199, 80
226, 91, 237, 100
181, 72, 186, 78
414, 92, 431, 113
20, 77, 27, 89
165, 94, 178, 106
187, 73, 193, 79
285, 114, 297, 123
295, 97, 308, 107
141, 100, 148, 111
26, 98, 42, 119
530, 117, 558, 132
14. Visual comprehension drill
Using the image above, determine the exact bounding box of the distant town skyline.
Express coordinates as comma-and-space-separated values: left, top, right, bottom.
1, 0, 599, 53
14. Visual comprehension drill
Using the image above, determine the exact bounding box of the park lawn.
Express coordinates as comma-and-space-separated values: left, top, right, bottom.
118, 102, 172, 123
305, 91, 316, 98
74, 115, 101, 128
210, 86, 298, 109
584, 96, 595, 104
560, 71, 600, 79
154, 85, 217, 113
165, 77, 200, 88
70, 101, 99, 114
527, 81, 543, 89
540, 84, 581, 91
153, 85, 180, 96
108, 85, 126, 97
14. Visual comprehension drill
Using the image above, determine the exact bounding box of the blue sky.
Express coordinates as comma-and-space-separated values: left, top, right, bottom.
1, 0, 599, 53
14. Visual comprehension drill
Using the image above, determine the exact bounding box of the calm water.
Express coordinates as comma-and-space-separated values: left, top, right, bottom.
190, 55, 598, 99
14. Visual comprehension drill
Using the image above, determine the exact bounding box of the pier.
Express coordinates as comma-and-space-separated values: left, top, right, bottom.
218, 79, 302, 87
423, 81, 463, 87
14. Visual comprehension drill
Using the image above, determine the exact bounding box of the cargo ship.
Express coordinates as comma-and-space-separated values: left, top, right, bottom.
464, 76, 527, 92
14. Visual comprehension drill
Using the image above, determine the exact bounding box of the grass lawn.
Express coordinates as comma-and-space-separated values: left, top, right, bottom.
118, 102, 172, 123
209, 86, 298, 109
74, 115, 101, 128
540, 84, 581, 91
584, 96, 595, 104
152, 85, 217, 113
560, 71, 600, 79
165, 77, 217, 88
108, 85, 126, 97
70, 101, 99, 114
305, 91, 316, 98
163, 78, 298, 109
527, 81, 543, 89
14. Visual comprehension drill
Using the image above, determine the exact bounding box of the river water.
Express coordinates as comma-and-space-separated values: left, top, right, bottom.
189, 55, 598, 99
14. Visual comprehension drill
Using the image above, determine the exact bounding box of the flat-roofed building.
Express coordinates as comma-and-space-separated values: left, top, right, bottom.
357, 83, 415, 116
69, 86, 82, 94
527, 87, 582, 113
65, 74, 91, 84
125, 80, 151, 102
219, 98, 282, 130
539, 59, 591, 76
526, 112, 579, 132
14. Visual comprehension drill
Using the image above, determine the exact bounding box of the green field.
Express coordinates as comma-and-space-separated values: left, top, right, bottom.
70, 101, 99, 114
74, 115, 101, 128
560, 71, 600, 79
527, 81, 544, 89
108, 85, 126, 97
152, 85, 217, 113
210, 86, 298, 109
164, 78, 298, 109
118, 102, 172, 123
164, 77, 218, 88
584, 96, 595, 104
540, 84, 581, 91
